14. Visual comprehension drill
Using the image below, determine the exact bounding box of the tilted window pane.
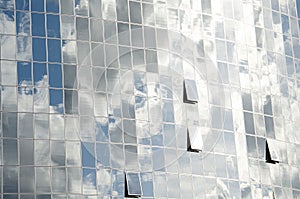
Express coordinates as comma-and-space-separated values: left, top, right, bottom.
266, 138, 281, 163
187, 126, 203, 152
184, 79, 199, 103
126, 172, 142, 196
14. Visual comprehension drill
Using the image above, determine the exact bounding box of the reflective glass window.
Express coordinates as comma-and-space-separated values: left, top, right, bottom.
3, 113, 17, 138
265, 116, 275, 138
3, 139, 18, 165
129, 1, 142, 24
64, 65, 77, 89
67, 167, 82, 194
187, 126, 203, 152
48, 39, 61, 63
60, 0, 74, 15
20, 167, 34, 193
242, 92, 253, 111
17, 62, 31, 85
126, 172, 142, 197
65, 90, 78, 114
0, 0, 14, 10
184, 79, 199, 104
116, 0, 129, 22
82, 168, 97, 194
35, 140, 50, 166
295, 0, 300, 15
31, 0, 44, 12
81, 142, 95, 167
47, 14, 60, 38
244, 112, 255, 134
36, 167, 51, 193
263, 95, 273, 115
46, 0, 59, 13
266, 139, 281, 163
31, 13, 45, 37
49, 64, 62, 88
33, 63, 47, 85
52, 168, 66, 193
32, 38, 46, 62
89, 0, 101, 18
16, 11, 30, 35
76, 17, 89, 41
3, 166, 18, 193
20, 139, 34, 165
51, 140, 65, 166
16, 0, 29, 10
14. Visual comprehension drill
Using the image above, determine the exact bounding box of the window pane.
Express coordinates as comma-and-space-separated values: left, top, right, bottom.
20, 139, 34, 165
20, 167, 34, 193
36, 167, 51, 193
188, 126, 203, 151
126, 173, 142, 196
3, 139, 18, 165
47, 14, 60, 38
32, 38, 46, 62
46, 0, 59, 13
267, 139, 281, 162
184, 79, 199, 103
3, 166, 18, 193
32, 13, 45, 36
48, 39, 61, 63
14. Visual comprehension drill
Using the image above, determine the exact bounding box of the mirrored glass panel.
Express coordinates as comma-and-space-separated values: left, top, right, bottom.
126, 172, 142, 196
184, 79, 199, 104
266, 139, 281, 163
187, 126, 203, 152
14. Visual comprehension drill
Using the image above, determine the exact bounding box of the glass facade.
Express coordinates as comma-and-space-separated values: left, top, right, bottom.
1, 0, 300, 198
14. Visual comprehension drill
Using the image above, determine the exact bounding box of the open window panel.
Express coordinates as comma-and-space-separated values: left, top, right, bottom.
266, 139, 280, 164
187, 126, 203, 153
125, 172, 142, 198
183, 79, 199, 104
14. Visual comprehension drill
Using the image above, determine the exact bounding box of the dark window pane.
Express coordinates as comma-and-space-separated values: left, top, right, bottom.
32, 13, 45, 37
265, 116, 275, 138
20, 167, 34, 193
3, 113, 17, 138
117, 0, 129, 22
31, 0, 44, 12
242, 92, 252, 111
263, 95, 273, 115
64, 65, 77, 89
49, 64, 62, 88
16, 0, 29, 10
3, 139, 18, 165
47, 14, 60, 38
49, 89, 63, 107
32, 38, 46, 62
47, 39, 61, 63
46, 0, 59, 13
17, 62, 32, 85
33, 63, 47, 84
3, 167, 18, 193
244, 112, 255, 134
20, 139, 34, 165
